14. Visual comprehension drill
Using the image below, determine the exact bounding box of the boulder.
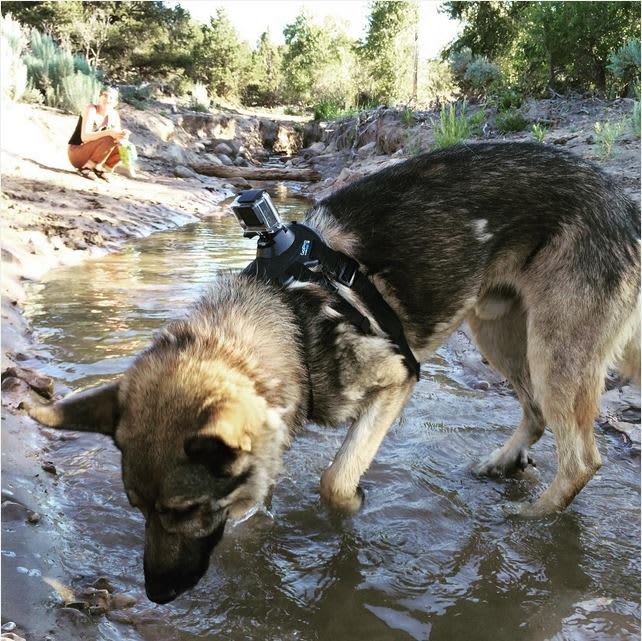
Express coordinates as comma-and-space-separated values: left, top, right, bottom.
357, 141, 377, 158
217, 154, 234, 166
214, 142, 235, 156
174, 165, 199, 179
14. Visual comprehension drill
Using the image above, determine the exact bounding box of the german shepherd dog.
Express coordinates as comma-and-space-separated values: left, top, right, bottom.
29, 143, 640, 603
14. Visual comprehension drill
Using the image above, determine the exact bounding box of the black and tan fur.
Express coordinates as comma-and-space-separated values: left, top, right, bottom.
28, 143, 641, 603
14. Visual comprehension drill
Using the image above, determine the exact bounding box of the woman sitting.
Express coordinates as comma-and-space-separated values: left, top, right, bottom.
68, 86, 131, 181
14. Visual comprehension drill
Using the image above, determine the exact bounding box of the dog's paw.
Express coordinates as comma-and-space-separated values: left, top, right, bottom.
472, 447, 535, 478
320, 470, 365, 512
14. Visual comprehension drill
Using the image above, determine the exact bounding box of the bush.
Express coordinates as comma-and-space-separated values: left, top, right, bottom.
189, 82, 210, 111
59, 71, 101, 114
433, 100, 472, 149
632, 94, 641, 139
421, 59, 458, 107
120, 84, 151, 109
495, 87, 523, 112
607, 39, 641, 95
531, 123, 548, 143
463, 57, 501, 95
313, 98, 356, 121
0, 13, 28, 101
495, 108, 528, 133
594, 120, 624, 159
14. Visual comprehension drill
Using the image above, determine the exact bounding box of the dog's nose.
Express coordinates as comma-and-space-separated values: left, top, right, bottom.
146, 584, 178, 604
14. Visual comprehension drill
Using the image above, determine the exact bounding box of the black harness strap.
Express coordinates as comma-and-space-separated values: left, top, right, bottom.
243, 222, 420, 381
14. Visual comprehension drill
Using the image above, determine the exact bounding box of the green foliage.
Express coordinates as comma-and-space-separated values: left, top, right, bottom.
495, 108, 528, 133
607, 39, 641, 95
359, 0, 419, 105
243, 30, 285, 106
443, 1, 641, 95
421, 58, 458, 107
433, 100, 473, 149
402, 106, 414, 127
531, 123, 548, 143
282, 11, 358, 109
463, 56, 501, 95
120, 84, 151, 109
1, 13, 28, 100
313, 98, 357, 121
632, 100, 641, 139
189, 82, 209, 111
495, 87, 523, 112
21, 26, 100, 112
594, 120, 623, 159
59, 70, 101, 113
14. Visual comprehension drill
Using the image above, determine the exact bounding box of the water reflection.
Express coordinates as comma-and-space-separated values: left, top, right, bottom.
20, 185, 641, 641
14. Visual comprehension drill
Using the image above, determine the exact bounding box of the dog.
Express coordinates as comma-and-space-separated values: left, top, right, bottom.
28, 142, 641, 603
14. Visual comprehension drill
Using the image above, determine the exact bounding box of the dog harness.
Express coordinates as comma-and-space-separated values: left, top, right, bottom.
243, 221, 420, 381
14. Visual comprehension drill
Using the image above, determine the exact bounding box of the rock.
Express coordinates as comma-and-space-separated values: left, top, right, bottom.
173, 165, 199, 179
27, 511, 41, 524
2, 500, 29, 522
214, 142, 234, 156
1, 366, 54, 398
41, 461, 57, 475
1, 622, 17, 633
202, 153, 223, 166
159, 142, 187, 165
77, 587, 111, 615
357, 141, 377, 158
473, 380, 491, 391
217, 154, 234, 166
307, 141, 326, 155
233, 157, 248, 167
110, 592, 137, 609
193, 142, 205, 152
90, 577, 116, 593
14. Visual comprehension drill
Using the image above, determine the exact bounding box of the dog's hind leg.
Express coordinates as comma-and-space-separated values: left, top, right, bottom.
320, 379, 415, 512
468, 293, 546, 477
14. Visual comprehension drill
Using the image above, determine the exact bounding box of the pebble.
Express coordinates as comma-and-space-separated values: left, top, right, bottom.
1, 623, 16, 632
111, 592, 137, 609
41, 461, 57, 475
90, 576, 115, 593
473, 380, 491, 391
27, 511, 41, 524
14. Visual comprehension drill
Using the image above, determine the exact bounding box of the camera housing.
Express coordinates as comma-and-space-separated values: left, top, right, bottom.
231, 189, 283, 237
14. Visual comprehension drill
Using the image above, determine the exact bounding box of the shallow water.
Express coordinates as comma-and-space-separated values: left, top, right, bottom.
16, 185, 641, 640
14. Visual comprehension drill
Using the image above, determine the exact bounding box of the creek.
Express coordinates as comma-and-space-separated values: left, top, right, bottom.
13, 185, 641, 641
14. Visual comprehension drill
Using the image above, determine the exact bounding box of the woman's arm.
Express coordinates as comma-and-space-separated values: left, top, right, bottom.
80, 105, 125, 143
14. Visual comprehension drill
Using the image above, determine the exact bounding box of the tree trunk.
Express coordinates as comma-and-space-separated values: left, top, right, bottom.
189, 163, 321, 182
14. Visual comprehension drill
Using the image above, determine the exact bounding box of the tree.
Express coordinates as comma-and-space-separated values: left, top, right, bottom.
282, 11, 357, 107
441, 0, 642, 94
192, 8, 247, 99
360, 0, 420, 105
244, 29, 285, 106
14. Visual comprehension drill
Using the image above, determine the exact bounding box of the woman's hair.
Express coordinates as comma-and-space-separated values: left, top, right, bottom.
100, 87, 119, 100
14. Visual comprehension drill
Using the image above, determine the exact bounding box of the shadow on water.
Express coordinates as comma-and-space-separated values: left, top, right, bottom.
16, 184, 641, 640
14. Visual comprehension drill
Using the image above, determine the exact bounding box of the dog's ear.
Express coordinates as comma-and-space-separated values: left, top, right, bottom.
27, 380, 121, 437
183, 433, 238, 475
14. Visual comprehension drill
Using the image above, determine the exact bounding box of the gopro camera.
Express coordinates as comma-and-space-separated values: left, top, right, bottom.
231, 189, 283, 238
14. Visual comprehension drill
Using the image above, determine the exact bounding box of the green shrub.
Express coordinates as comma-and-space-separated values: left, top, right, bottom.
495, 108, 528, 133
0, 13, 28, 101
594, 120, 624, 159
607, 39, 641, 94
189, 82, 210, 111
632, 97, 641, 139
531, 123, 548, 143
313, 98, 356, 121
433, 100, 472, 149
421, 58, 458, 107
59, 71, 101, 114
120, 85, 151, 109
495, 88, 524, 112
401, 106, 414, 127
463, 57, 501, 95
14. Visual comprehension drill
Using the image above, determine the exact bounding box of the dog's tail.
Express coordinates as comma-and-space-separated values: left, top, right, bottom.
613, 297, 641, 387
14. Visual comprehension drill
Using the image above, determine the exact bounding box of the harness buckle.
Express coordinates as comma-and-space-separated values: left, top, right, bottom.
335, 260, 358, 287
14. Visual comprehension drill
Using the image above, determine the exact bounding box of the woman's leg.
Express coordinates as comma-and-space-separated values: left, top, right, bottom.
68, 138, 117, 169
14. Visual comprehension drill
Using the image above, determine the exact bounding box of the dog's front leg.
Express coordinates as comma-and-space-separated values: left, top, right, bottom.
320, 381, 414, 511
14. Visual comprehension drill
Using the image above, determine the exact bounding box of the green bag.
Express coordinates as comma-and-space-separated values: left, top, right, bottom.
118, 141, 138, 168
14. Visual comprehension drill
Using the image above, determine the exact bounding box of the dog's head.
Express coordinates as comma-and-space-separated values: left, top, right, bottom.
28, 343, 284, 604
